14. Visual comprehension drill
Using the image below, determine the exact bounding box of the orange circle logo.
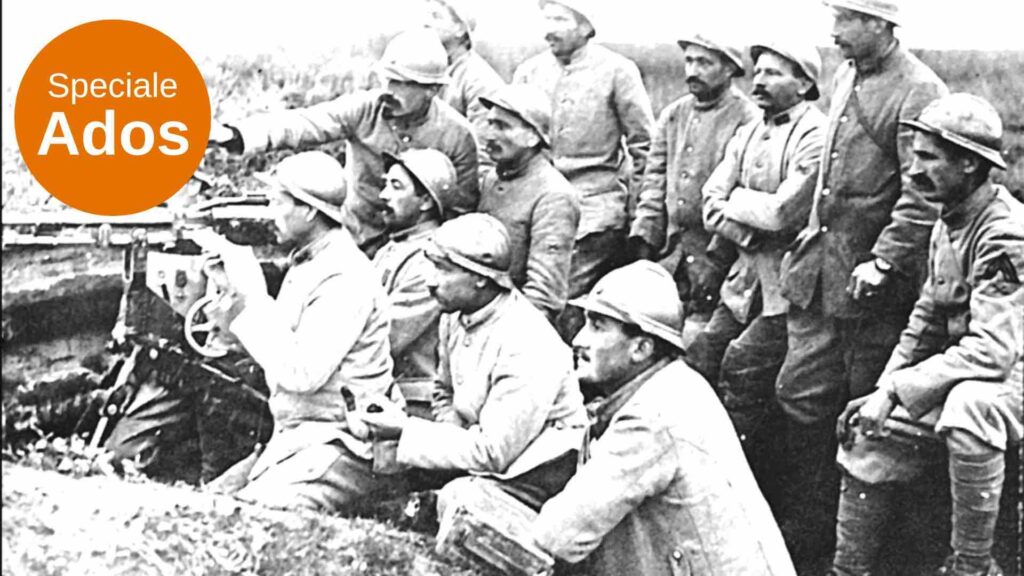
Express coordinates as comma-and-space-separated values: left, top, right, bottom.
14, 20, 210, 215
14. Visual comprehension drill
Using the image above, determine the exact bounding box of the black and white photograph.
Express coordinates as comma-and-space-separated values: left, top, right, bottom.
2, 1, 1022, 574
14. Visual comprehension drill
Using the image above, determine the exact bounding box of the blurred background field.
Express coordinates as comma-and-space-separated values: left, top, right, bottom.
3, 39, 1022, 213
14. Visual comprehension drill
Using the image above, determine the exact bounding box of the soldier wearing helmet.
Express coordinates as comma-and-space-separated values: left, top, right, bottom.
360, 213, 588, 510
195, 152, 399, 512
477, 85, 580, 323
372, 148, 457, 387
422, 0, 506, 158
687, 39, 825, 511
771, 0, 948, 562
209, 28, 479, 258
833, 94, 1023, 576
531, 260, 795, 576
513, 0, 655, 338
627, 33, 757, 322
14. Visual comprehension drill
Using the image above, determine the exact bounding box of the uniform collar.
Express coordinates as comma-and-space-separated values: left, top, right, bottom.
557, 42, 591, 68
942, 181, 998, 230
495, 151, 545, 181
590, 357, 673, 440
763, 100, 809, 127
388, 219, 439, 243
854, 38, 899, 76
287, 228, 335, 266
458, 290, 511, 331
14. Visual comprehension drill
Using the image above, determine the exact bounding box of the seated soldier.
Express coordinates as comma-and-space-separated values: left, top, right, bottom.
833, 95, 1023, 576
372, 148, 460, 405
200, 151, 399, 511
532, 260, 795, 576
359, 213, 589, 510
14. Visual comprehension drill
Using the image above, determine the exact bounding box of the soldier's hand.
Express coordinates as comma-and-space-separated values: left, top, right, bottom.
836, 395, 870, 447
194, 230, 268, 300
854, 388, 898, 441
358, 401, 409, 441
626, 236, 656, 262
847, 260, 890, 301
686, 256, 726, 311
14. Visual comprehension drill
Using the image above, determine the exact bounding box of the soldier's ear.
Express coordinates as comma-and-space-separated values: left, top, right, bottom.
630, 335, 656, 364
959, 153, 983, 176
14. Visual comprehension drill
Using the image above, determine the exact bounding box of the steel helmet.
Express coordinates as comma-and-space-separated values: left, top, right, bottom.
750, 41, 822, 101
382, 148, 459, 219
902, 93, 1007, 170
570, 260, 685, 350
255, 151, 347, 224
677, 34, 746, 78
538, 0, 596, 35
479, 85, 553, 148
378, 28, 449, 85
426, 213, 513, 289
822, 0, 901, 26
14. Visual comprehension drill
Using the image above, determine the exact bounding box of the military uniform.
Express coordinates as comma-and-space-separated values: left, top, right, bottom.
479, 154, 580, 321
514, 43, 654, 302
232, 91, 479, 254
630, 85, 758, 307
372, 220, 442, 381
687, 100, 824, 503
211, 228, 398, 511
834, 183, 1024, 575
534, 358, 796, 576
397, 290, 587, 486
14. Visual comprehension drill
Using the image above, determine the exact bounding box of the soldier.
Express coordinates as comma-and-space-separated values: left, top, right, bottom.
532, 261, 795, 576
773, 0, 948, 559
423, 0, 506, 149
688, 40, 825, 505
209, 28, 479, 257
832, 94, 1023, 576
513, 0, 654, 336
359, 213, 588, 510
628, 34, 758, 330
373, 148, 458, 384
478, 85, 580, 322
201, 152, 397, 511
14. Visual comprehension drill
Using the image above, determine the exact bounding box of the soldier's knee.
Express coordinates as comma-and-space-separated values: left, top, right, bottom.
945, 428, 1000, 459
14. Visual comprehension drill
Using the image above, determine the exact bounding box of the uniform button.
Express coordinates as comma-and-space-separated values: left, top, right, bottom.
677, 199, 685, 206
672, 550, 683, 561
681, 171, 690, 179
686, 255, 695, 264
821, 188, 831, 197
821, 225, 829, 232
854, 84, 862, 92
830, 151, 840, 160
755, 159, 765, 168
840, 115, 849, 123
685, 145, 694, 152
937, 278, 946, 285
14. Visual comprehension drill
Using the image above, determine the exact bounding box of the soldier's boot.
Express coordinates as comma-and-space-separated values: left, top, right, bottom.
779, 419, 840, 564
830, 472, 896, 576
935, 429, 1006, 576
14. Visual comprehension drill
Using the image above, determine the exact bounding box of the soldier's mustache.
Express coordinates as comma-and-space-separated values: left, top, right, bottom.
911, 174, 934, 190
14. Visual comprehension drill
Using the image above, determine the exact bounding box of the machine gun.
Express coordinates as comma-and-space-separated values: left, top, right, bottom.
3, 175, 282, 483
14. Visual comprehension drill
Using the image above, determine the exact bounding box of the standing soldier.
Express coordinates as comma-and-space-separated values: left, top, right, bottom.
373, 148, 459, 385
478, 85, 580, 322
209, 28, 479, 257
513, 0, 654, 336
532, 261, 795, 576
833, 94, 1022, 576
773, 0, 948, 562
690, 40, 825, 506
628, 34, 758, 329
424, 0, 506, 148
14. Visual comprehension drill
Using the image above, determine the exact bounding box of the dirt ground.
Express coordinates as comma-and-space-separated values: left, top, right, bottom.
1, 463, 480, 576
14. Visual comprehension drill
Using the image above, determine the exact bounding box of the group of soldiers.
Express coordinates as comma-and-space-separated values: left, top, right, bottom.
102, 0, 1022, 575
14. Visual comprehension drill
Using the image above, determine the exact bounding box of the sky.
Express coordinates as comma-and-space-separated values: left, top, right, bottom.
2, 0, 1022, 123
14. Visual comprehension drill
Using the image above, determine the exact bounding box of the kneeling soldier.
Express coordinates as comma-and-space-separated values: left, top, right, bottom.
360, 213, 588, 509
532, 260, 795, 576
834, 94, 1023, 576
